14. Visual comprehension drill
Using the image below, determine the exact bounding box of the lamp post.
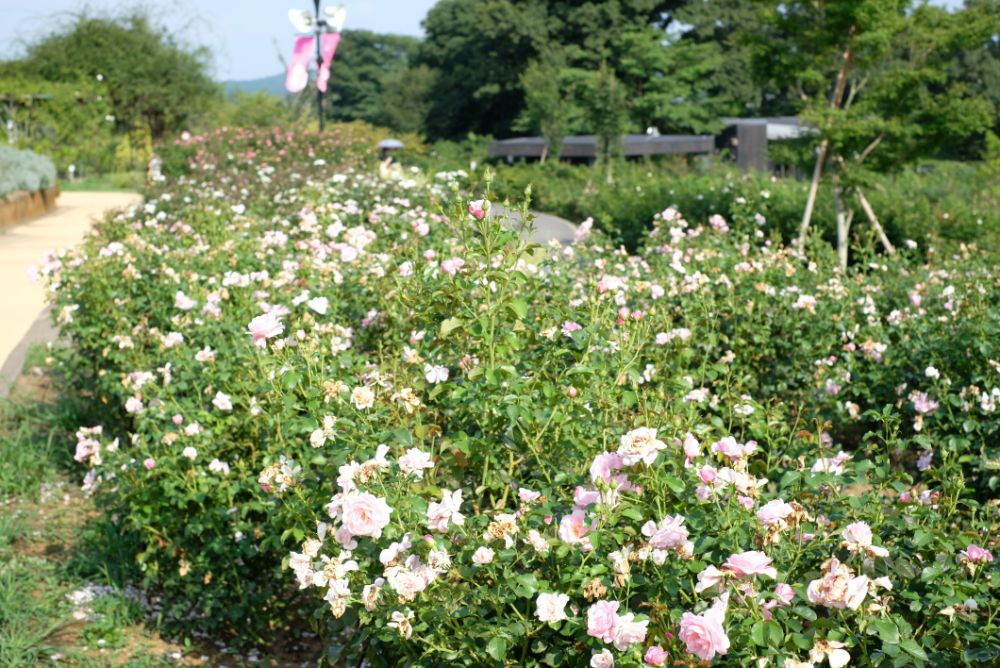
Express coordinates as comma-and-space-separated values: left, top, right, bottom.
313, 0, 325, 131
287, 3, 345, 132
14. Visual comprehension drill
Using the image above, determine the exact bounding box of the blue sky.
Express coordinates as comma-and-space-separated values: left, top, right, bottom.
0, 0, 440, 80
0, 0, 967, 81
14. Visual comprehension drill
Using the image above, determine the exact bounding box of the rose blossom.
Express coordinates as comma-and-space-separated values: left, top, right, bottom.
841, 521, 889, 558
558, 509, 593, 549
590, 649, 615, 668
468, 199, 489, 219
807, 558, 869, 610
212, 391, 233, 411
586, 600, 619, 642
644, 646, 669, 666
472, 546, 495, 565
962, 544, 994, 563
611, 612, 648, 650
757, 499, 795, 527
617, 427, 667, 466
694, 565, 725, 593
679, 595, 730, 661
641, 514, 689, 550
247, 312, 284, 346
535, 592, 570, 623
339, 492, 392, 539
722, 551, 777, 579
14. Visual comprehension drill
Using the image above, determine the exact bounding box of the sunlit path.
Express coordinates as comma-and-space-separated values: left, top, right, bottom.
0, 191, 142, 395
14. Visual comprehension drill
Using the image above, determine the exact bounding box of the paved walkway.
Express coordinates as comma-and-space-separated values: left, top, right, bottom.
0, 191, 142, 397
489, 204, 578, 245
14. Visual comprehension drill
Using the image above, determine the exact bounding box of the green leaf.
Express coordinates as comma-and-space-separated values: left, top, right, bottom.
750, 620, 783, 647
663, 475, 685, 495
509, 298, 529, 319
486, 637, 508, 662
872, 619, 900, 644
439, 317, 464, 339
900, 639, 928, 661
513, 573, 538, 598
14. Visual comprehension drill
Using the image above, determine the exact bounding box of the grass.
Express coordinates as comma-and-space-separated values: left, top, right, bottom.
0, 351, 314, 666
59, 172, 143, 193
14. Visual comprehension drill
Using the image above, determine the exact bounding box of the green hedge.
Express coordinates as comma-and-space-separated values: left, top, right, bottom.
485, 159, 1000, 253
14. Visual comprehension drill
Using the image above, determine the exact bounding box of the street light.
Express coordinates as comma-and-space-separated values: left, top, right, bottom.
287, 2, 346, 131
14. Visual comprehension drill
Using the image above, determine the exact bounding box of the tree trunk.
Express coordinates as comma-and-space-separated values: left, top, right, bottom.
832, 176, 853, 271
539, 142, 548, 166
855, 188, 895, 256
797, 139, 828, 253
796, 37, 855, 255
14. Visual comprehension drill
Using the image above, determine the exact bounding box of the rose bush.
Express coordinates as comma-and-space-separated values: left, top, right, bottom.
39, 128, 998, 664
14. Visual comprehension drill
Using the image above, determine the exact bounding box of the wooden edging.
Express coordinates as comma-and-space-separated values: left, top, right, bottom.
0, 185, 60, 229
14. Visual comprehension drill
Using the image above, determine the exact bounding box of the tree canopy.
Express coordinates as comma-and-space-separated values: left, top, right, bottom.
2, 12, 218, 140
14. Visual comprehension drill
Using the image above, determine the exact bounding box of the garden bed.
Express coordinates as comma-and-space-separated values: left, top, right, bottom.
27, 127, 1000, 666
0, 185, 60, 228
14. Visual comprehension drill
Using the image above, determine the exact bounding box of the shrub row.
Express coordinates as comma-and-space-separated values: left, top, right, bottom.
486, 160, 1000, 254
40, 128, 999, 665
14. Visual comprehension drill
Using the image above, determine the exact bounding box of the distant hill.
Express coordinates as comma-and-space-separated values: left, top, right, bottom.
223, 73, 288, 97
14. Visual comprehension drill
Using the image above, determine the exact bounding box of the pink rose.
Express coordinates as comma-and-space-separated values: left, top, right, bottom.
247, 312, 284, 346
340, 492, 392, 539
697, 465, 717, 484
559, 509, 593, 550
722, 550, 777, 579
775, 582, 795, 605
441, 257, 466, 274
590, 452, 624, 484
962, 544, 994, 563
573, 486, 600, 507
586, 600, 619, 642
143, 458, 156, 470
641, 515, 688, 550
679, 607, 730, 661
842, 521, 873, 548
468, 199, 489, 219
611, 612, 648, 650
644, 645, 669, 666
756, 499, 794, 527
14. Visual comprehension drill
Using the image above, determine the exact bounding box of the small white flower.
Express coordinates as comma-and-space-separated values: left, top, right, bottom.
424, 364, 449, 384
212, 391, 233, 411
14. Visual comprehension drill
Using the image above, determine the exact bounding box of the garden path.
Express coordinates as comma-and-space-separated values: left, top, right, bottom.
490, 203, 578, 245
0, 191, 142, 397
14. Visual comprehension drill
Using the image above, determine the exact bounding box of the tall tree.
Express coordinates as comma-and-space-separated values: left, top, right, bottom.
417, 0, 683, 139
672, 0, 772, 116
325, 30, 422, 127
513, 49, 578, 162
753, 0, 996, 268
614, 28, 726, 133
4, 11, 218, 139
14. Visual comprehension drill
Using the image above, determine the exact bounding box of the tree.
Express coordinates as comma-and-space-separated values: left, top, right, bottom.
753, 0, 996, 268
513, 49, 578, 162
418, 0, 551, 139
4, 11, 218, 140
376, 65, 437, 135
417, 0, 683, 139
325, 30, 422, 127
672, 0, 773, 117
581, 62, 630, 184
614, 28, 726, 134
